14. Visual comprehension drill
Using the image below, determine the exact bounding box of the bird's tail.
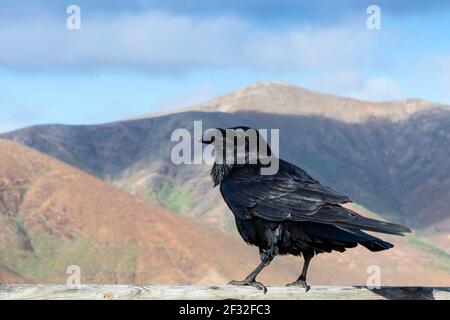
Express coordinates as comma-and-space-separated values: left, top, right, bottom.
321, 205, 411, 236
336, 226, 394, 251
298, 222, 395, 252
360, 238, 393, 251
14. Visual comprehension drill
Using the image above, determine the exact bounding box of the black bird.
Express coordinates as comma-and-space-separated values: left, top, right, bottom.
202, 126, 411, 292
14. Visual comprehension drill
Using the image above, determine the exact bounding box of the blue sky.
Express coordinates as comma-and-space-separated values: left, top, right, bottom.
1, 0, 450, 132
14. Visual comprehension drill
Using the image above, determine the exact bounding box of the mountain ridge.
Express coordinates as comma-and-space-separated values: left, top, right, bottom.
1, 83, 449, 255
132, 81, 448, 123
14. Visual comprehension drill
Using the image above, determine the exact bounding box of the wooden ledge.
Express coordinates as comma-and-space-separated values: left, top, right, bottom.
0, 285, 449, 300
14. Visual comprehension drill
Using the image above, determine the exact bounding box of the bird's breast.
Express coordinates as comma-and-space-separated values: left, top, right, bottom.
234, 217, 259, 246
234, 216, 285, 249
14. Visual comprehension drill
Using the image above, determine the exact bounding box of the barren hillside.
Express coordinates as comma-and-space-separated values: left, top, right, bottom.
0, 139, 449, 286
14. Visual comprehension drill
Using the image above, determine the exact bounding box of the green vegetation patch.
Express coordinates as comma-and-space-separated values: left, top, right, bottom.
345, 204, 450, 275
150, 178, 196, 214
406, 233, 450, 274
0, 218, 139, 282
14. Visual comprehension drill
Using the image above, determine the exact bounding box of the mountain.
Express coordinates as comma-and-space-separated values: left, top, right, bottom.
1, 139, 450, 286
0, 139, 293, 285
1, 82, 450, 255
141, 81, 448, 123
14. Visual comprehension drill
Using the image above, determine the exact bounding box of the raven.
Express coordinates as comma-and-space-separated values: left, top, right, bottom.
202, 126, 411, 292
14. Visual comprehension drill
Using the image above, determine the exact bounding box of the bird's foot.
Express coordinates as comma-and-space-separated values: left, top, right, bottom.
228, 280, 267, 294
286, 279, 310, 292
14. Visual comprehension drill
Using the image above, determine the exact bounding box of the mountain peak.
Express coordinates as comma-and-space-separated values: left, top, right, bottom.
190, 81, 445, 123
238, 80, 319, 95
245, 80, 298, 89
131, 81, 446, 123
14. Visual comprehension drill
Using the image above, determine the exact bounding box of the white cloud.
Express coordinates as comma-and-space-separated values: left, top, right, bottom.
305, 71, 403, 102
347, 77, 403, 101
306, 70, 403, 101
306, 70, 362, 93
0, 11, 374, 73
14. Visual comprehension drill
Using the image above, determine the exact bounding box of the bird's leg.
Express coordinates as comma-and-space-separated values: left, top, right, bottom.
228, 261, 270, 293
228, 252, 273, 293
286, 250, 314, 291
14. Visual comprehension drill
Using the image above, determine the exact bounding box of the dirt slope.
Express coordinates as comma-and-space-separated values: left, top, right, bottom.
0, 139, 449, 286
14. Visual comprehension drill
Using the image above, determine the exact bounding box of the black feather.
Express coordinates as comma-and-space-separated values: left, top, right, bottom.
205, 126, 411, 286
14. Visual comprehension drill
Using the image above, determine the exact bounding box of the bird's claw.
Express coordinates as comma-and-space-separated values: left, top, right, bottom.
228, 280, 268, 294
286, 280, 310, 292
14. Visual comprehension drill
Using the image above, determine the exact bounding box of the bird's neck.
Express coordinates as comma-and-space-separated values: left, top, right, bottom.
211, 154, 274, 186
211, 162, 235, 186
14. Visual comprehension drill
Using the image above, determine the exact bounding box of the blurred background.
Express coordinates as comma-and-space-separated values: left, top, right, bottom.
0, 0, 449, 286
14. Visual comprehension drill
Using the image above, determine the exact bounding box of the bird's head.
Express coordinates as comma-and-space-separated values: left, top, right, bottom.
201, 126, 272, 166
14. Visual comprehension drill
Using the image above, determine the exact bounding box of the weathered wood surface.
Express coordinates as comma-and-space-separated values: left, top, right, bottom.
0, 285, 449, 300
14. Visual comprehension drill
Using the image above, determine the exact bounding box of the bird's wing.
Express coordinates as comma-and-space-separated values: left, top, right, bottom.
221, 160, 349, 220
221, 160, 410, 235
